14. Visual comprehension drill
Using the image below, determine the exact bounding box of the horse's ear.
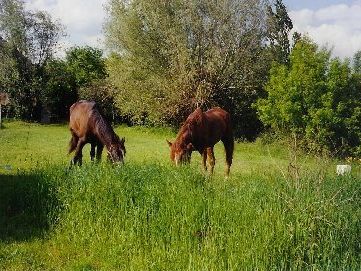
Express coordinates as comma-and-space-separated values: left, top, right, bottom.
166, 140, 173, 147
187, 143, 194, 151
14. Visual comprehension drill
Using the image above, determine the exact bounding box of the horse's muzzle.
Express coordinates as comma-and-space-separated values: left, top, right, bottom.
175, 154, 191, 166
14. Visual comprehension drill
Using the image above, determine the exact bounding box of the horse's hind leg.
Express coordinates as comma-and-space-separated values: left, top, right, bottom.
207, 147, 215, 174
222, 137, 234, 177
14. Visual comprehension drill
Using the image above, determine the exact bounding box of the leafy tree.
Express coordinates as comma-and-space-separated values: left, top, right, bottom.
0, 0, 63, 119
256, 37, 361, 156
65, 46, 107, 87
78, 79, 121, 123
291, 31, 302, 49
41, 60, 77, 121
256, 38, 328, 134
0, 37, 18, 90
266, 0, 293, 65
353, 50, 361, 74
105, 0, 278, 138
0, 0, 62, 67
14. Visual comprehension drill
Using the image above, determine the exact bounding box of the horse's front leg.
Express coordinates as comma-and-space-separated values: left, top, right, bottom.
202, 149, 208, 172
207, 147, 215, 175
90, 143, 96, 161
96, 143, 104, 162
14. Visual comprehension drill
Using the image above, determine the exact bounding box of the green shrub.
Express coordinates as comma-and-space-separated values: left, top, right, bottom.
256, 37, 361, 157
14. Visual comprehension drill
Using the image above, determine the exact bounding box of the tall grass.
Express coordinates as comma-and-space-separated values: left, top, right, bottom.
1, 162, 360, 270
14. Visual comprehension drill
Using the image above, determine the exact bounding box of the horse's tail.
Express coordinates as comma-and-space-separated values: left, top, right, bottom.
69, 131, 78, 154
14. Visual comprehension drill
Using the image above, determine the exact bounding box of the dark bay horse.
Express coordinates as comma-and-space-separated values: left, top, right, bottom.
167, 107, 234, 176
69, 100, 126, 166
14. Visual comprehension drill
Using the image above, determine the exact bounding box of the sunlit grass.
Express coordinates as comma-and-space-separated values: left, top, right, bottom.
0, 121, 291, 175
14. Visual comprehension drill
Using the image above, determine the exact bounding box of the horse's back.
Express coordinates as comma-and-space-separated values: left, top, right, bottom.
70, 100, 96, 114
203, 107, 232, 146
204, 107, 229, 120
69, 100, 97, 137
186, 107, 232, 147
204, 107, 231, 131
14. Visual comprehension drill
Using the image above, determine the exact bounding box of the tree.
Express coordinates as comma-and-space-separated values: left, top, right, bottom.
105, 0, 278, 138
353, 50, 361, 74
65, 46, 107, 87
0, 0, 63, 119
266, 0, 293, 65
0, 37, 18, 91
256, 37, 361, 157
41, 59, 77, 121
78, 80, 120, 123
0, 0, 62, 67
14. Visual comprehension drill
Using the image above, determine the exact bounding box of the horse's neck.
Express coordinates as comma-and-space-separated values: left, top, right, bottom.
176, 126, 192, 145
95, 118, 117, 148
178, 118, 207, 150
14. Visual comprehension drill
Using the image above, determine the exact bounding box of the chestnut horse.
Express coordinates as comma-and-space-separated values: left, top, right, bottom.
167, 107, 234, 176
68, 100, 126, 166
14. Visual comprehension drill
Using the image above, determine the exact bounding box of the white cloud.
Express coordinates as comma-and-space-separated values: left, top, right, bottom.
24, 1, 361, 59
25, 0, 107, 57
290, 3, 361, 58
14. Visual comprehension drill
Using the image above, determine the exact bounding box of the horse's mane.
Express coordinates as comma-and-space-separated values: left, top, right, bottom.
176, 108, 203, 143
90, 104, 119, 145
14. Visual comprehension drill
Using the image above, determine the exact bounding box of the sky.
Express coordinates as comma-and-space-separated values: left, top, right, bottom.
25, 0, 361, 59
285, 0, 361, 58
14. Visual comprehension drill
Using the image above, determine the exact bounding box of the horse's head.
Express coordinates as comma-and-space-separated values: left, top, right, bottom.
167, 139, 194, 166
108, 137, 126, 164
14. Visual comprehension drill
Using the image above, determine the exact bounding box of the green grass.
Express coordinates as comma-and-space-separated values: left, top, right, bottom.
0, 121, 289, 175
0, 121, 361, 270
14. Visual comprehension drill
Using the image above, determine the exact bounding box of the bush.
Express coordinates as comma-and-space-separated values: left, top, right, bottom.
256, 37, 361, 157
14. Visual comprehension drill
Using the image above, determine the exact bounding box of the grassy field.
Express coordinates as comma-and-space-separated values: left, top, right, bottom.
0, 121, 360, 270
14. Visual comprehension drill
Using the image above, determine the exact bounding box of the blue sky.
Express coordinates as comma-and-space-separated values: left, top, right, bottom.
25, 0, 361, 59
284, 0, 354, 10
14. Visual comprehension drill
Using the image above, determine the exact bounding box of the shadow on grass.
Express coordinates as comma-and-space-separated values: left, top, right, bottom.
0, 172, 59, 242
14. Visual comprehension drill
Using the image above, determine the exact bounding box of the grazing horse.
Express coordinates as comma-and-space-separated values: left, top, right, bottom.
167, 107, 234, 176
68, 100, 126, 166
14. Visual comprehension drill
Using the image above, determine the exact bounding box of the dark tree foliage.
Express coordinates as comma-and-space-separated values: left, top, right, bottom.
41, 60, 78, 122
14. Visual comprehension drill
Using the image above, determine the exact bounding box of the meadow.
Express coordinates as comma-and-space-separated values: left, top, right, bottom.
0, 121, 360, 270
